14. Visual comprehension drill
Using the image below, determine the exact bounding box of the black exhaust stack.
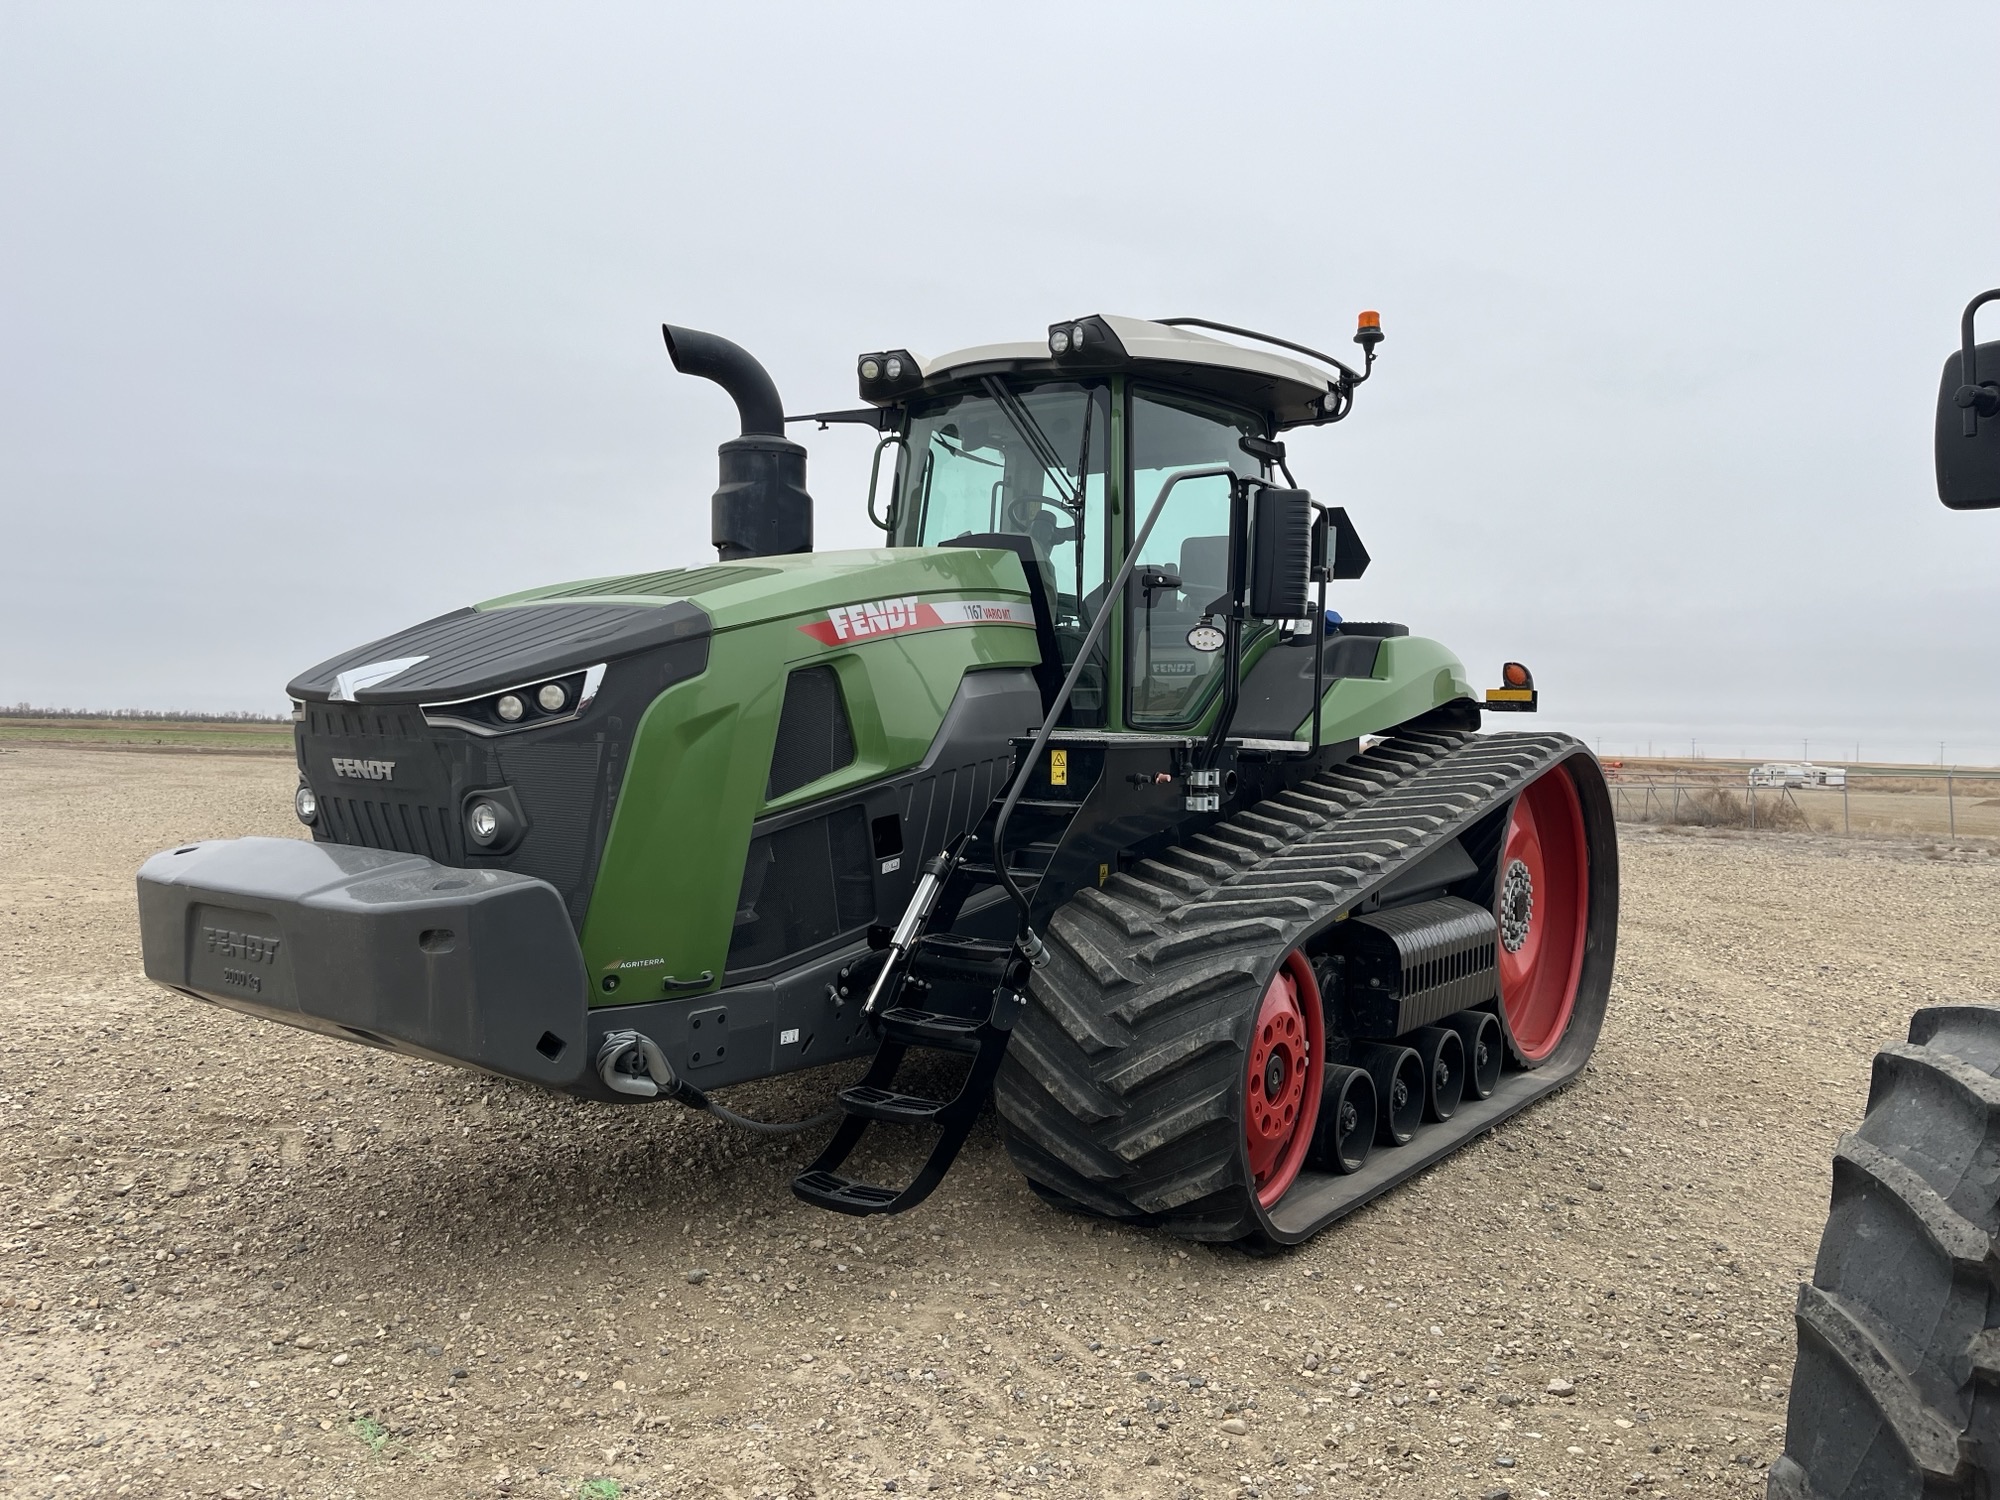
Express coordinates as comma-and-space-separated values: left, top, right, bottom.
662, 324, 813, 560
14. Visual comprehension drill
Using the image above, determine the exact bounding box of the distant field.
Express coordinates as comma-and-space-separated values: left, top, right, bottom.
0, 717, 292, 754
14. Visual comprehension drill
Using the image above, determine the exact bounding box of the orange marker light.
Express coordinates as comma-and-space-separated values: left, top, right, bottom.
1502, 661, 1531, 687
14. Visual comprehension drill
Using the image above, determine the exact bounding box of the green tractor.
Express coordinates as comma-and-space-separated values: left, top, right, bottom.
136, 311, 1619, 1244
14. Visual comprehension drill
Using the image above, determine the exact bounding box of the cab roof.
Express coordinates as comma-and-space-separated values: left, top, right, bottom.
883, 315, 1349, 430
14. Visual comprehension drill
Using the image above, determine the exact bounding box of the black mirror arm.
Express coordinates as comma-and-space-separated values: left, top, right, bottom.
1308, 504, 1333, 755
1956, 290, 2000, 435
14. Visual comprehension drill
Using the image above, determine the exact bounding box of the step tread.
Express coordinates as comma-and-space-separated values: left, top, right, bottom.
839, 1083, 948, 1124
792, 1169, 903, 1214
881, 1006, 987, 1051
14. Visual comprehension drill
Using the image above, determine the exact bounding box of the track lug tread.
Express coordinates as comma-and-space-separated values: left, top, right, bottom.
999, 1022, 1124, 1133
1131, 858, 1211, 895
1135, 917, 1291, 966
1067, 886, 1163, 939
1045, 907, 1137, 990
1187, 834, 1264, 867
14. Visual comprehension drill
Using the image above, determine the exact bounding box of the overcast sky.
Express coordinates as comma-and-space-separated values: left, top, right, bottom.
4, 4, 1997, 763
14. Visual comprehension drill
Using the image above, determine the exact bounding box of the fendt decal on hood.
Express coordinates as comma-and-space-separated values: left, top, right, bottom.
330, 757, 397, 782
798, 596, 1035, 647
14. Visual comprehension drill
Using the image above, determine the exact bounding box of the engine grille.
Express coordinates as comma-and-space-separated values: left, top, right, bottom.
319, 793, 458, 863
296, 632, 710, 936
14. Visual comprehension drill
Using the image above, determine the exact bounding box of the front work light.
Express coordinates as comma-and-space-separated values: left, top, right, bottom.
295, 785, 318, 825
855, 348, 922, 402
1046, 315, 1127, 365
467, 801, 502, 846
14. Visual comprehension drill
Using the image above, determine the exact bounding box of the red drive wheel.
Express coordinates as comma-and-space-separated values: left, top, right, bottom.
1245, 950, 1325, 1207
1496, 763, 1590, 1066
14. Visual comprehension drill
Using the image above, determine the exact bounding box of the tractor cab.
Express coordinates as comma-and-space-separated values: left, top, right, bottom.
856, 315, 1379, 732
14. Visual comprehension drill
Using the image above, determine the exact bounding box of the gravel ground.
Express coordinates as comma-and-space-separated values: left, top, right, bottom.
4, 745, 1999, 1500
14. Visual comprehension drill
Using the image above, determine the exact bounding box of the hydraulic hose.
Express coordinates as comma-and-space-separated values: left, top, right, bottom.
703, 1099, 842, 1136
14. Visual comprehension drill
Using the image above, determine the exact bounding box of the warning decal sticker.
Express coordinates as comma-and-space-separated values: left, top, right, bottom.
798, 596, 1035, 646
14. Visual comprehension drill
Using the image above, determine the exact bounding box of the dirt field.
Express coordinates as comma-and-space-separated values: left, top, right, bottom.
0, 718, 292, 754
5, 747, 2000, 1500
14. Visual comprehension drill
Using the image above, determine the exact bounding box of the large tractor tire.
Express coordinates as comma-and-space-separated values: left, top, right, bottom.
1771, 1006, 2000, 1498
993, 733, 1615, 1243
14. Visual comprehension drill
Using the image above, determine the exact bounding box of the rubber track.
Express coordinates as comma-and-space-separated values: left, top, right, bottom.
1771, 1005, 2000, 1499
993, 727, 1583, 1242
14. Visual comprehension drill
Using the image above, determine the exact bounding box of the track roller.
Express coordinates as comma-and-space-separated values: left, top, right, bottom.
1410, 1025, 1465, 1123
1309, 1063, 1377, 1175
1354, 1042, 1424, 1146
1451, 1009, 1503, 1100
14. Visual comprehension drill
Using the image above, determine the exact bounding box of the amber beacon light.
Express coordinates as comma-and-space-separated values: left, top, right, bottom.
1485, 661, 1538, 711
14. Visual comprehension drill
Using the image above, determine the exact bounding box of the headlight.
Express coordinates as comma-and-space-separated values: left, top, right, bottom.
1049, 329, 1070, 354
419, 665, 600, 736
858, 357, 882, 381
884, 355, 904, 380
295, 785, 318, 825
467, 801, 501, 846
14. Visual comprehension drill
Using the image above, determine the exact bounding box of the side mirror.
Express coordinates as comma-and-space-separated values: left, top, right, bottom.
1249, 487, 1313, 619
1936, 289, 2000, 510
1322, 506, 1370, 580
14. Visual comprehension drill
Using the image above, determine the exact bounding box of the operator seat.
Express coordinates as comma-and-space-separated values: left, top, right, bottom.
1177, 535, 1230, 616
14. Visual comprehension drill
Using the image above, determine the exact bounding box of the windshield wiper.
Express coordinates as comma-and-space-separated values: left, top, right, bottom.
980, 377, 1081, 513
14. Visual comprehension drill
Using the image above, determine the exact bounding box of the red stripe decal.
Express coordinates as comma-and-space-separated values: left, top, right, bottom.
798, 596, 1033, 646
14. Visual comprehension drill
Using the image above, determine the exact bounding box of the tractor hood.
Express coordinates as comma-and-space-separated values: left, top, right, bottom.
286, 547, 1034, 706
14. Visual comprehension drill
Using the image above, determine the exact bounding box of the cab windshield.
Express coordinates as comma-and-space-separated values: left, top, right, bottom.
902, 381, 1111, 714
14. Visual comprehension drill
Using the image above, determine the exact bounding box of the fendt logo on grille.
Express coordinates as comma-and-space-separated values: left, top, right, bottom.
330, 757, 396, 781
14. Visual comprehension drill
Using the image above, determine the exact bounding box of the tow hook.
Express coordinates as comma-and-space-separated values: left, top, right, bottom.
596, 1028, 708, 1108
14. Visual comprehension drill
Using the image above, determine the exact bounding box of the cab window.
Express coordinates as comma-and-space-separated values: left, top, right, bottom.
1125, 388, 1263, 725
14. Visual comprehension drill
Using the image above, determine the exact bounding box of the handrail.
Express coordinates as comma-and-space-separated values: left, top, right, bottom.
865, 434, 907, 532
991, 464, 1239, 954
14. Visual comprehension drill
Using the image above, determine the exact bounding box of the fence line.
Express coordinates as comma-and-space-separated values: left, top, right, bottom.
1605, 770, 1997, 841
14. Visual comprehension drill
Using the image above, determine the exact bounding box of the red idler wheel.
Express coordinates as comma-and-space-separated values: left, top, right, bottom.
1244, 950, 1325, 1207
1495, 762, 1590, 1066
